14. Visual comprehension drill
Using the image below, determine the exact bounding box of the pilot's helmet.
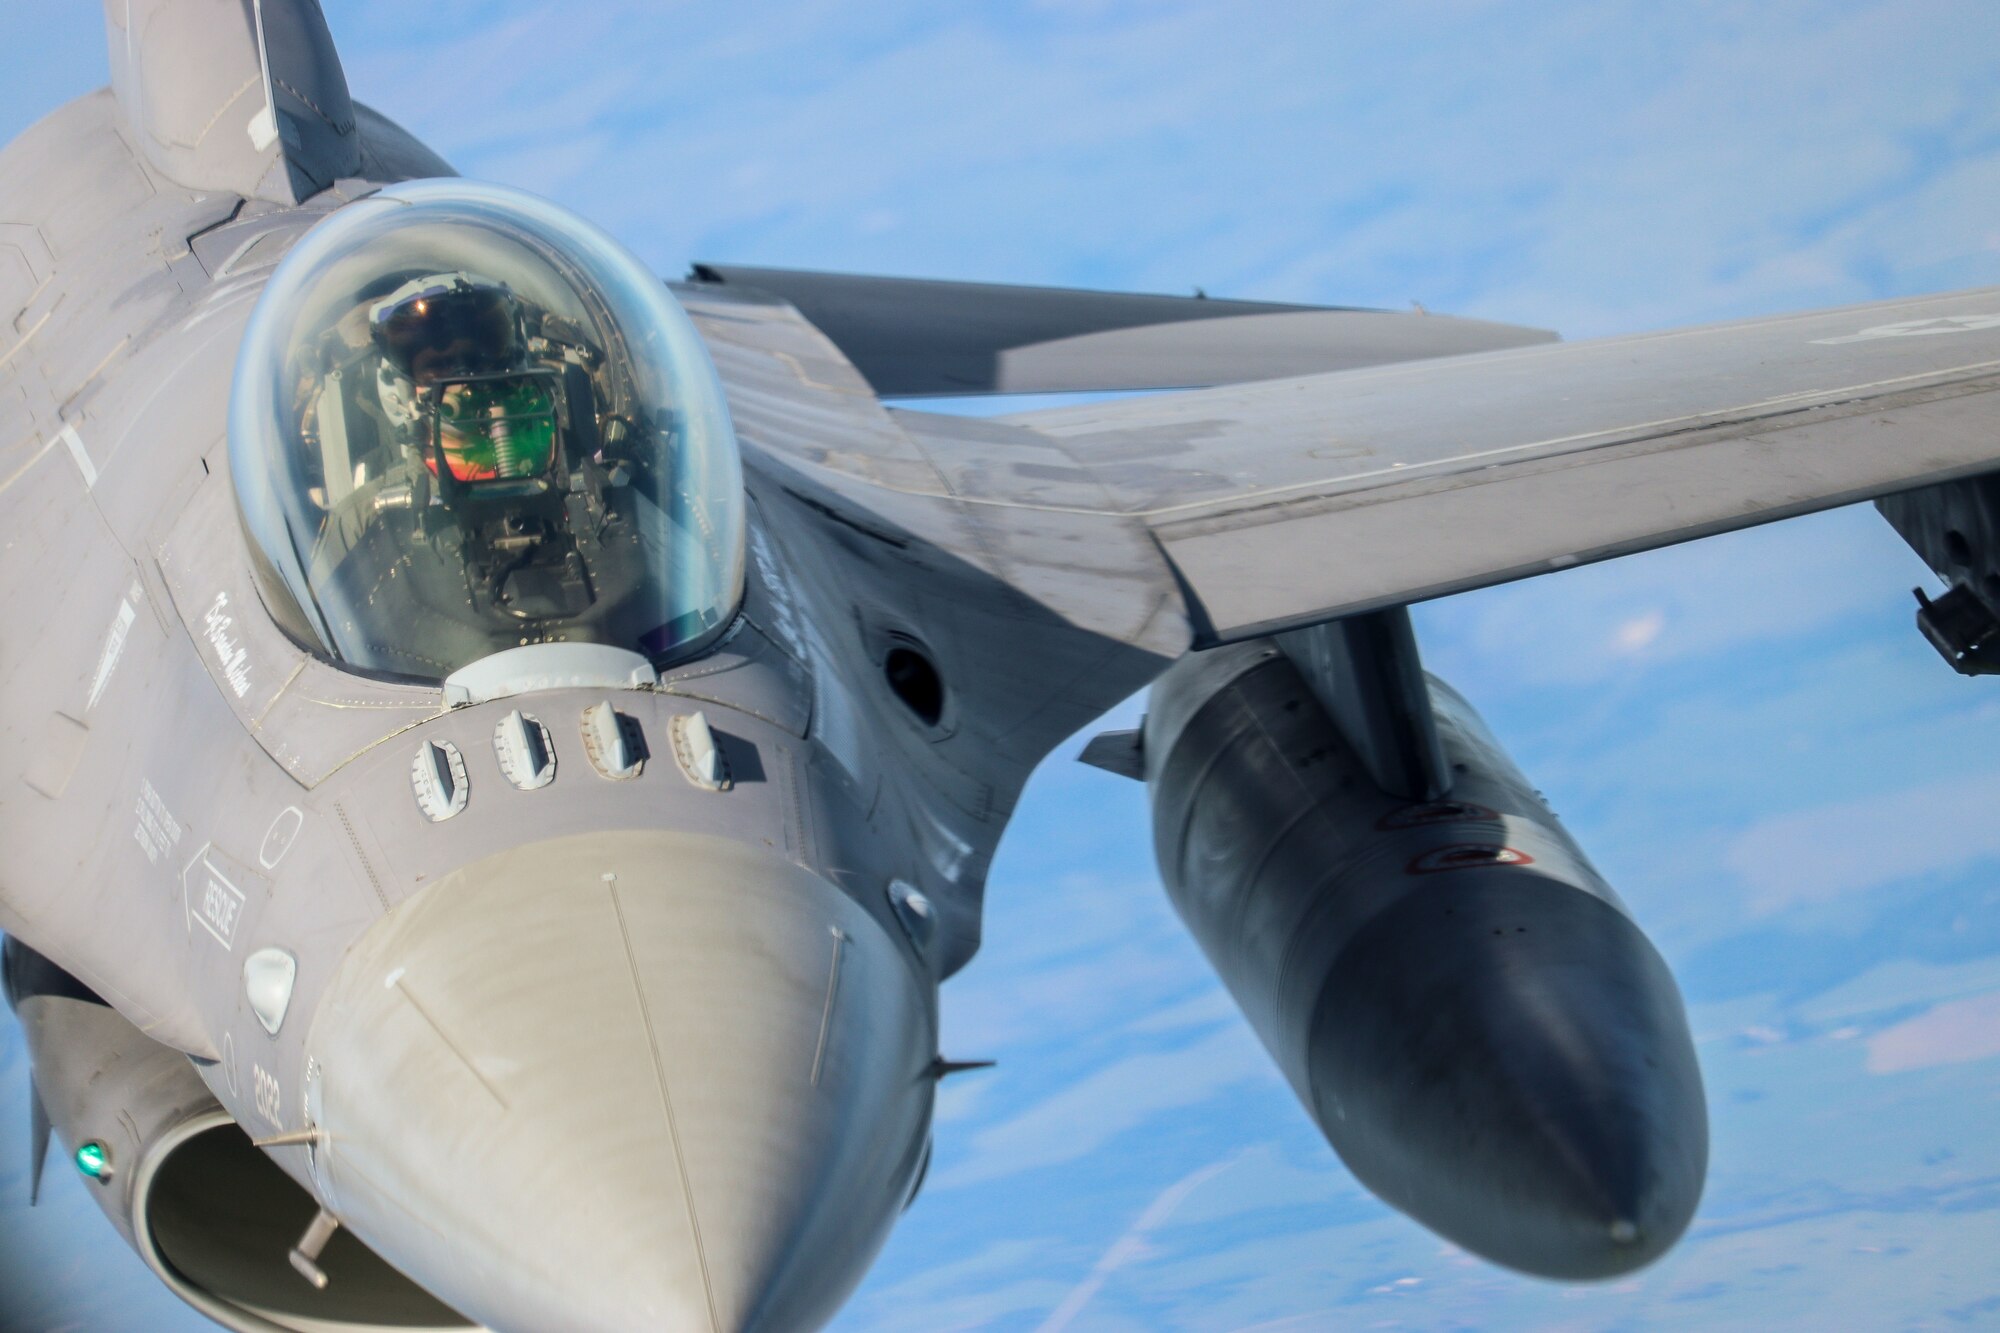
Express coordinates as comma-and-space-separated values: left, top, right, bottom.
371, 274, 521, 378
369, 274, 558, 485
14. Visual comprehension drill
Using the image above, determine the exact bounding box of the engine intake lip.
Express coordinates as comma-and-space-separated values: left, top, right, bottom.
131, 1109, 274, 1332
132, 1109, 474, 1332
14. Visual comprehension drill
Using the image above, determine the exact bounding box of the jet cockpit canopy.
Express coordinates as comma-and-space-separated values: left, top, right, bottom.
230, 180, 744, 681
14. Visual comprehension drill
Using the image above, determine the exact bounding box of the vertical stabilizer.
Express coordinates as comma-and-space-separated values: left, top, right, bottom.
104, 0, 359, 203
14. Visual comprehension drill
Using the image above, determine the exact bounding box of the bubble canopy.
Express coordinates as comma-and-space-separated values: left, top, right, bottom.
230, 180, 745, 681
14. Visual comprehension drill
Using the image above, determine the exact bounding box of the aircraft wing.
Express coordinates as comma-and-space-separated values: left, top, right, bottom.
688, 263, 1556, 396
969, 287, 2000, 643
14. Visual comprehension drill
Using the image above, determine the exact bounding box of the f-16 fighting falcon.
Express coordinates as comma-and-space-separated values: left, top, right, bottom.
4, 3, 2000, 1330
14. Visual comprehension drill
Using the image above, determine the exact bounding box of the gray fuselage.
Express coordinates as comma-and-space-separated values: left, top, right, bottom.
0, 87, 1124, 1332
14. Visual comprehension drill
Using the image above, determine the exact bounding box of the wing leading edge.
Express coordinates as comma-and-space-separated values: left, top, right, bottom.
950, 287, 2000, 642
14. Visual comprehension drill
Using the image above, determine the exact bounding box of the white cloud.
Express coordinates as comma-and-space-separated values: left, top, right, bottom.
932, 1024, 1278, 1189
1414, 503, 1929, 692
1797, 955, 2000, 1026
1122, 987, 1240, 1035
1036, 1155, 1240, 1333
1725, 770, 2000, 915
937, 868, 1210, 1056
1866, 989, 2000, 1074
1612, 609, 1666, 654
325, 1, 2000, 337
839, 1238, 1072, 1333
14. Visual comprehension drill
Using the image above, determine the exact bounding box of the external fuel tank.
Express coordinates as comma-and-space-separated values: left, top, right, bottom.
1136, 636, 1707, 1278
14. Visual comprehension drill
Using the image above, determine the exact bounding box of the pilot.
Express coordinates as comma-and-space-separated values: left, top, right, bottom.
337, 272, 612, 636
368, 274, 560, 485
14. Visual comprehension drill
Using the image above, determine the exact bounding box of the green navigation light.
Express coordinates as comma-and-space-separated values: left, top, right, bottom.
74, 1140, 112, 1181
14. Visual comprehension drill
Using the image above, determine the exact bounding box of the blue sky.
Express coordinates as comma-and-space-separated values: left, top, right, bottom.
5, 2, 2000, 1329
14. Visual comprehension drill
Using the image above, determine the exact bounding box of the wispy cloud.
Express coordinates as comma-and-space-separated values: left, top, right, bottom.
1034, 1154, 1240, 1332
933, 1024, 1277, 1189
937, 868, 1207, 1056
1414, 504, 1928, 692
1724, 770, 2000, 915
329, 1, 2000, 338
1866, 989, 2000, 1074
1797, 955, 2000, 1027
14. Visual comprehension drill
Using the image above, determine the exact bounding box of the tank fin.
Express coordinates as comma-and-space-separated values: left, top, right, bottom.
29, 1074, 50, 1206
104, 0, 360, 203
1276, 606, 1448, 801
1078, 727, 1145, 781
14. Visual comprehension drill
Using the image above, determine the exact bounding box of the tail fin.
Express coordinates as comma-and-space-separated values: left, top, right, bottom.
103, 0, 358, 203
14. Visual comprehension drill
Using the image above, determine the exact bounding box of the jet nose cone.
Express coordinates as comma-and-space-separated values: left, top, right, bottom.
305, 833, 934, 1333
1307, 882, 1707, 1279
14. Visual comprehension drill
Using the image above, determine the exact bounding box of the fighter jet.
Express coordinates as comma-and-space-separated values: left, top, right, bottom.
3, 3, 1998, 1330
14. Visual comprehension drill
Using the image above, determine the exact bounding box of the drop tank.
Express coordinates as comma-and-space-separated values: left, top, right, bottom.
1136, 633, 1707, 1279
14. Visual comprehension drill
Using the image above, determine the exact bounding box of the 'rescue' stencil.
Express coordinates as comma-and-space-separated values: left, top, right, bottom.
182, 844, 249, 949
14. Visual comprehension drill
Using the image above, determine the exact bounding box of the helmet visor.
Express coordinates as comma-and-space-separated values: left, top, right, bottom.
372, 282, 521, 380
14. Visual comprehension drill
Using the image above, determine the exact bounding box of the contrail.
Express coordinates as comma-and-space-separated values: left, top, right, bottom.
1034, 1155, 1240, 1333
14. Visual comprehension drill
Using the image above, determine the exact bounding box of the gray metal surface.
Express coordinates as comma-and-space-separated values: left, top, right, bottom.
677, 281, 1189, 971
10, 980, 218, 1252
306, 832, 933, 1333
4, 941, 465, 1332
1275, 607, 1446, 802
686, 264, 1556, 396
106, 0, 360, 205
1877, 476, 2000, 672
0, 34, 990, 1316
985, 290, 2000, 640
